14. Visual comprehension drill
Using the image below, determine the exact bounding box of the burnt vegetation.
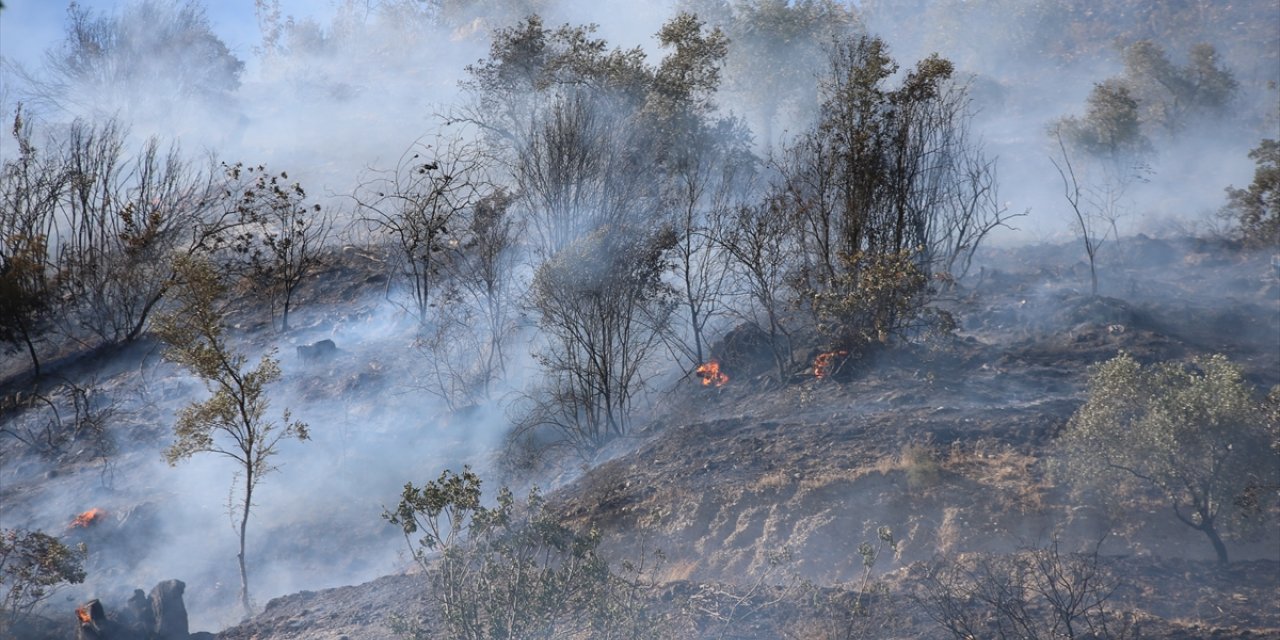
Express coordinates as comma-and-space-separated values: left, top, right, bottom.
1, 1, 1278, 639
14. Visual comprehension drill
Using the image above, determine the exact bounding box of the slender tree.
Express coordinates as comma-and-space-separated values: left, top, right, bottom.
154, 256, 308, 616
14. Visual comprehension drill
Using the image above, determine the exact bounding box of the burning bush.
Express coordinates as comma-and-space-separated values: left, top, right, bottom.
69, 508, 107, 530
812, 350, 849, 380
695, 360, 729, 387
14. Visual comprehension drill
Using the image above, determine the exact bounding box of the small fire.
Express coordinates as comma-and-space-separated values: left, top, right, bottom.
813, 351, 849, 379
695, 360, 729, 387
76, 606, 92, 625
70, 508, 107, 529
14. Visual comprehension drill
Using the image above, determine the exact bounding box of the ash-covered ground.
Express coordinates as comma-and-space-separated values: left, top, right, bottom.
3, 236, 1277, 639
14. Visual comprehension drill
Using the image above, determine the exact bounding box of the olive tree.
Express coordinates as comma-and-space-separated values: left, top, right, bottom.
1059, 353, 1280, 565
154, 256, 308, 615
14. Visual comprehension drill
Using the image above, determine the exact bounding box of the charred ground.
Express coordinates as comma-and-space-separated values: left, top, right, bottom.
4, 232, 1276, 639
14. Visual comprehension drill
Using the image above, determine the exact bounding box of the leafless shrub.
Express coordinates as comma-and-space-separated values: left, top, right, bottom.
715, 199, 799, 382
355, 135, 494, 325
416, 191, 522, 411
0, 380, 116, 462
517, 226, 676, 458
916, 536, 1137, 640
222, 163, 332, 332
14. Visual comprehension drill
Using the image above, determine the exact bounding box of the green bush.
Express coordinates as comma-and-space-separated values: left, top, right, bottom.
807, 250, 955, 357
385, 467, 669, 639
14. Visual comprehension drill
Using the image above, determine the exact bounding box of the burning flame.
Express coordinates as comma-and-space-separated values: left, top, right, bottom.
813, 351, 849, 379
695, 360, 728, 387
77, 606, 92, 625
70, 508, 106, 529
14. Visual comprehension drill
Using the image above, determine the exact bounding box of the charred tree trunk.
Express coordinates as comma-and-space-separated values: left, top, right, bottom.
1202, 520, 1229, 566
20, 321, 40, 379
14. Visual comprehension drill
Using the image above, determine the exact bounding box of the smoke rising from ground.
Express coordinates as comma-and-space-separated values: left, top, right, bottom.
1, 0, 1277, 634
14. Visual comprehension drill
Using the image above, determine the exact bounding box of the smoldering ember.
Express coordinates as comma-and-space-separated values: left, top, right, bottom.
0, 1, 1277, 639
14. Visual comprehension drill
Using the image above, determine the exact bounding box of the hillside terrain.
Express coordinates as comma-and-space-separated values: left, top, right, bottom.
2, 2, 1279, 638
4, 235, 1277, 639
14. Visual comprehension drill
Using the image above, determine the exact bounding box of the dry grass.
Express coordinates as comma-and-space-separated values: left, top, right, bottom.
660, 558, 699, 582
941, 439, 1047, 513
749, 469, 795, 492
866, 440, 943, 493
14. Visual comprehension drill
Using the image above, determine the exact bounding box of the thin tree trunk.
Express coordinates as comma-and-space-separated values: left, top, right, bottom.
20, 322, 40, 379
238, 472, 254, 616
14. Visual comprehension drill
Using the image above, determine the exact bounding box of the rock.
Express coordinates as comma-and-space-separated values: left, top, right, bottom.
114, 588, 155, 636
150, 579, 189, 640
297, 339, 338, 362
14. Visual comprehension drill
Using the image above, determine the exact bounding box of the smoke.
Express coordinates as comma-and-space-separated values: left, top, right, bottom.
1, 0, 1277, 633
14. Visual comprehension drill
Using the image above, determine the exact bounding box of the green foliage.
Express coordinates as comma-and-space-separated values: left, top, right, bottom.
156, 255, 308, 469
1222, 139, 1280, 248
807, 250, 954, 355
155, 256, 308, 614
1120, 40, 1237, 135
0, 528, 86, 628
1058, 80, 1149, 162
386, 467, 667, 640
1059, 353, 1280, 564
1061, 39, 1237, 158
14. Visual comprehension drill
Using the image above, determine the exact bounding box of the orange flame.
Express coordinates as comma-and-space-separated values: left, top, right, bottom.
77, 606, 92, 625
813, 351, 849, 379
70, 508, 106, 529
695, 360, 728, 387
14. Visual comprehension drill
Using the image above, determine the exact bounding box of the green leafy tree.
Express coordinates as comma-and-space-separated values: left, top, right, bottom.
1222, 139, 1279, 248
154, 256, 308, 616
1120, 40, 1237, 136
0, 528, 86, 630
1058, 80, 1150, 163
1059, 353, 1280, 565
